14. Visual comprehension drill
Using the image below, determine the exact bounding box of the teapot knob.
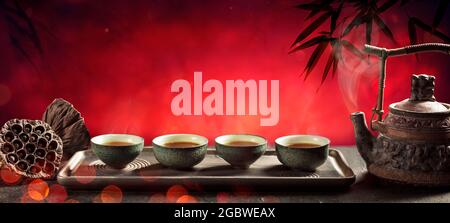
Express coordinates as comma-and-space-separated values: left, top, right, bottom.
410, 74, 436, 102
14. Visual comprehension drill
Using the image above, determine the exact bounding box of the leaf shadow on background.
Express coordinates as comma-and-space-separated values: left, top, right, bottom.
407, 0, 450, 46
0, 0, 45, 71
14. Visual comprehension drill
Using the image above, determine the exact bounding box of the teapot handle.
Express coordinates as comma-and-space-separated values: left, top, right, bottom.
364, 43, 450, 130
365, 43, 450, 57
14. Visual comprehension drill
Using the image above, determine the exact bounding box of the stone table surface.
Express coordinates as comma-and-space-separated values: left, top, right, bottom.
1, 147, 450, 203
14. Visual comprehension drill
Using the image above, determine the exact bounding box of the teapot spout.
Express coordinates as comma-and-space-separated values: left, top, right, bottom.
350, 112, 376, 164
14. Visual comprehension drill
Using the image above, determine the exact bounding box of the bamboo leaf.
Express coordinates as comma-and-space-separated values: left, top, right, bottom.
9, 34, 38, 70
4, 14, 31, 38
353, 1, 370, 11
306, 9, 322, 19
331, 1, 344, 34
303, 42, 328, 80
12, 0, 43, 54
373, 14, 397, 44
321, 52, 335, 85
411, 17, 450, 42
331, 40, 343, 61
341, 40, 364, 59
407, 18, 420, 60
365, 18, 372, 45
408, 18, 418, 45
342, 11, 366, 37
332, 53, 338, 78
378, 0, 399, 13
432, 0, 449, 30
289, 35, 329, 54
291, 12, 332, 47
330, 38, 340, 79
295, 2, 333, 20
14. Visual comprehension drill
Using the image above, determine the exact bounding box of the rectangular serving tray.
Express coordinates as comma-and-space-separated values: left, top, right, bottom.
57, 147, 356, 190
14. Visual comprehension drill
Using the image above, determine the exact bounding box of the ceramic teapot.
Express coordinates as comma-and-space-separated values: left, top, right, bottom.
350, 43, 450, 186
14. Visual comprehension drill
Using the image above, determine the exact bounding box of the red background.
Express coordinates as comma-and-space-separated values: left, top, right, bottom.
0, 0, 449, 146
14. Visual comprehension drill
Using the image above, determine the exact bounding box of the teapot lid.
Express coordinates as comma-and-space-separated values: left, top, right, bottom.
391, 74, 449, 113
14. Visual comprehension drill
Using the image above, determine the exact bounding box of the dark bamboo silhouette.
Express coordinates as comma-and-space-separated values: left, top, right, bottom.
291, 0, 450, 85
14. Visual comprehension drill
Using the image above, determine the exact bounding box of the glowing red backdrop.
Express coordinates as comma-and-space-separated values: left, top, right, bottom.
0, 0, 449, 146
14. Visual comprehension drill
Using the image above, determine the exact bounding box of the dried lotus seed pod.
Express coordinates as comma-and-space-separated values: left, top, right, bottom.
0, 119, 63, 179
43, 98, 90, 160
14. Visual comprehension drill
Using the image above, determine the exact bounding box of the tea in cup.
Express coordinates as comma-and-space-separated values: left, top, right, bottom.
91, 134, 144, 169
215, 134, 267, 169
152, 134, 208, 169
275, 135, 329, 171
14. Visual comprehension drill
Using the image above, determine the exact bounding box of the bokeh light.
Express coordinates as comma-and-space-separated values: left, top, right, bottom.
21, 192, 43, 203
27, 179, 49, 201
100, 185, 123, 203
166, 185, 188, 203
0, 167, 22, 185
176, 195, 198, 203
46, 184, 68, 203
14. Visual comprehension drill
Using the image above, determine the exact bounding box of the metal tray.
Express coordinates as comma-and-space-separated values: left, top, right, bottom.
57, 147, 356, 190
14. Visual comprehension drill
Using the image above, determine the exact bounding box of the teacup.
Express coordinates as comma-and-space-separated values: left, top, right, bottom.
215, 134, 267, 169
152, 134, 208, 169
275, 135, 329, 171
91, 134, 144, 169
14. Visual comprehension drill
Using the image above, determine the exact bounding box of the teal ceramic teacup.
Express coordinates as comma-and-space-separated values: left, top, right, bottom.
275, 135, 329, 171
152, 134, 208, 169
91, 134, 144, 169
215, 134, 267, 169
